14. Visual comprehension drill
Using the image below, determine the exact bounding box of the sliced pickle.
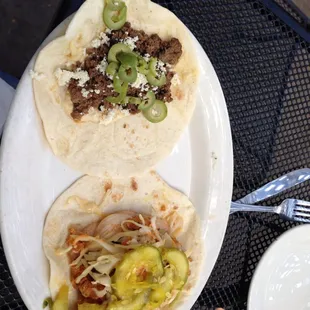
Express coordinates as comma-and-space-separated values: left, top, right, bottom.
107, 291, 149, 310
112, 246, 164, 299
52, 285, 68, 310
146, 265, 175, 309
162, 248, 189, 290
78, 304, 105, 310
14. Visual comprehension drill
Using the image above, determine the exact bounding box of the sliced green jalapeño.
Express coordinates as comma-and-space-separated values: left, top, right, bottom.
149, 57, 158, 76
118, 65, 138, 83
106, 91, 127, 104
117, 52, 138, 69
103, 1, 127, 30
146, 71, 167, 87
137, 55, 149, 75
142, 100, 167, 123
106, 62, 120, 77
108, 43, 132, 63
113, 74, 128, 93
123, 96, 142, 106
138, 91, 155, 111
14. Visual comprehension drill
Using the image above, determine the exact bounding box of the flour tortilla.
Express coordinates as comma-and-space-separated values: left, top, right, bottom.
43, 171, 203, 309
33, 0, 199, 177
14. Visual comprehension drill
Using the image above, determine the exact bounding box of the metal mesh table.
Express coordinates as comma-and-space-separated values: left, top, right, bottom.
0, 0, 309, 309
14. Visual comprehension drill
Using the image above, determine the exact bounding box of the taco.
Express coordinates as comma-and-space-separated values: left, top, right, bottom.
32, 0, 199, 177
43, 172, 203, 309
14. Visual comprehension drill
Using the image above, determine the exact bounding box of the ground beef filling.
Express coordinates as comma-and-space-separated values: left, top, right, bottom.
68, 22, 182, 121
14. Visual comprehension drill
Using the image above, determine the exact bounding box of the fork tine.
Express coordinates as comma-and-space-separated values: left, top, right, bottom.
293, 217, 310, 223
296, 200, 310, 207
294, 211, 310, 218
294, 206, 310, 213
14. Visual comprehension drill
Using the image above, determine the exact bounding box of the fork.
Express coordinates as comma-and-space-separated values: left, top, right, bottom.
231, 199, 310, 223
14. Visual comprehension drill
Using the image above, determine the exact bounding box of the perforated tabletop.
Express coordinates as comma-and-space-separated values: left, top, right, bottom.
0, 0, 310, 309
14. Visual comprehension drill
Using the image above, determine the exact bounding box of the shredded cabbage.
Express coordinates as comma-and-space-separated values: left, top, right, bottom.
81, 258, 88, 268
76, 263, 99, 284
67, 212, 184, 305
84, 251, 103, 261
70, 247, 89, 266
121, 219, 146, 231
73, 235, 123, 254
138, 214, 145, 225
151, 216, 162, 242
94, 255, 121, 274
108, 231, 141, 242
93, 287, 109, 298
75, 254, 121, 285
162, 233, 176, 248
166, 212, 183, 237
55, 246, 73, 256
90, 273, 112, 288
153, 239, 166, 248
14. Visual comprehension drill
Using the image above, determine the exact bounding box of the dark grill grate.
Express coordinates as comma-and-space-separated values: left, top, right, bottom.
0, 0, 309, 309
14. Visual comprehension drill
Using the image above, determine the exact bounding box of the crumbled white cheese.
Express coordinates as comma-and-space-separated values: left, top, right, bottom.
104, 109, 116, 122
107, 74, 114, 80
131, 73, 148, 91
29, 70, 45, 81
152, 86, 159, 92
101, 105, 130, 120
91, 39, 102, 48
105, 28, 112, 34
143, 53, 151, 62
91, 32, 110, 48
81, 88, 90, 98
157, 60, 167, 73
55, 68, 90, 87
96, 57, 108, 74
94, 89, 101, 94
120, 107, 130, 116
171, 74, 181, 86
121, 36, 139, 50
99, 32, 110, 45
107, 84, 113, 88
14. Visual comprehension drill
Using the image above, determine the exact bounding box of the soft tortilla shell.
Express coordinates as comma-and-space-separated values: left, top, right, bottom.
33, 0, 199, 177
43, 171, 203, 309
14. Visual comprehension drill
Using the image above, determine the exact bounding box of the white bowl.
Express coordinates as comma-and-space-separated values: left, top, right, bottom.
248, 224, 310, 310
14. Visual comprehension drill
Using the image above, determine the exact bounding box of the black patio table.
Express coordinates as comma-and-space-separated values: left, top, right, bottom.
0, 0, 309, 309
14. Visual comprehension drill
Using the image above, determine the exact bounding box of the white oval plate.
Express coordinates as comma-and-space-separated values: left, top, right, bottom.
248, 225, 310, 310
0, 10, 233, 310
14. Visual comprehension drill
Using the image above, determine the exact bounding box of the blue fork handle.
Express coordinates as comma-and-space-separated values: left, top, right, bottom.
231, 168, 310, 214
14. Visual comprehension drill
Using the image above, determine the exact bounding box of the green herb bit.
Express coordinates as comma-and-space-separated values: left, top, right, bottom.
43, 297, 53, 309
